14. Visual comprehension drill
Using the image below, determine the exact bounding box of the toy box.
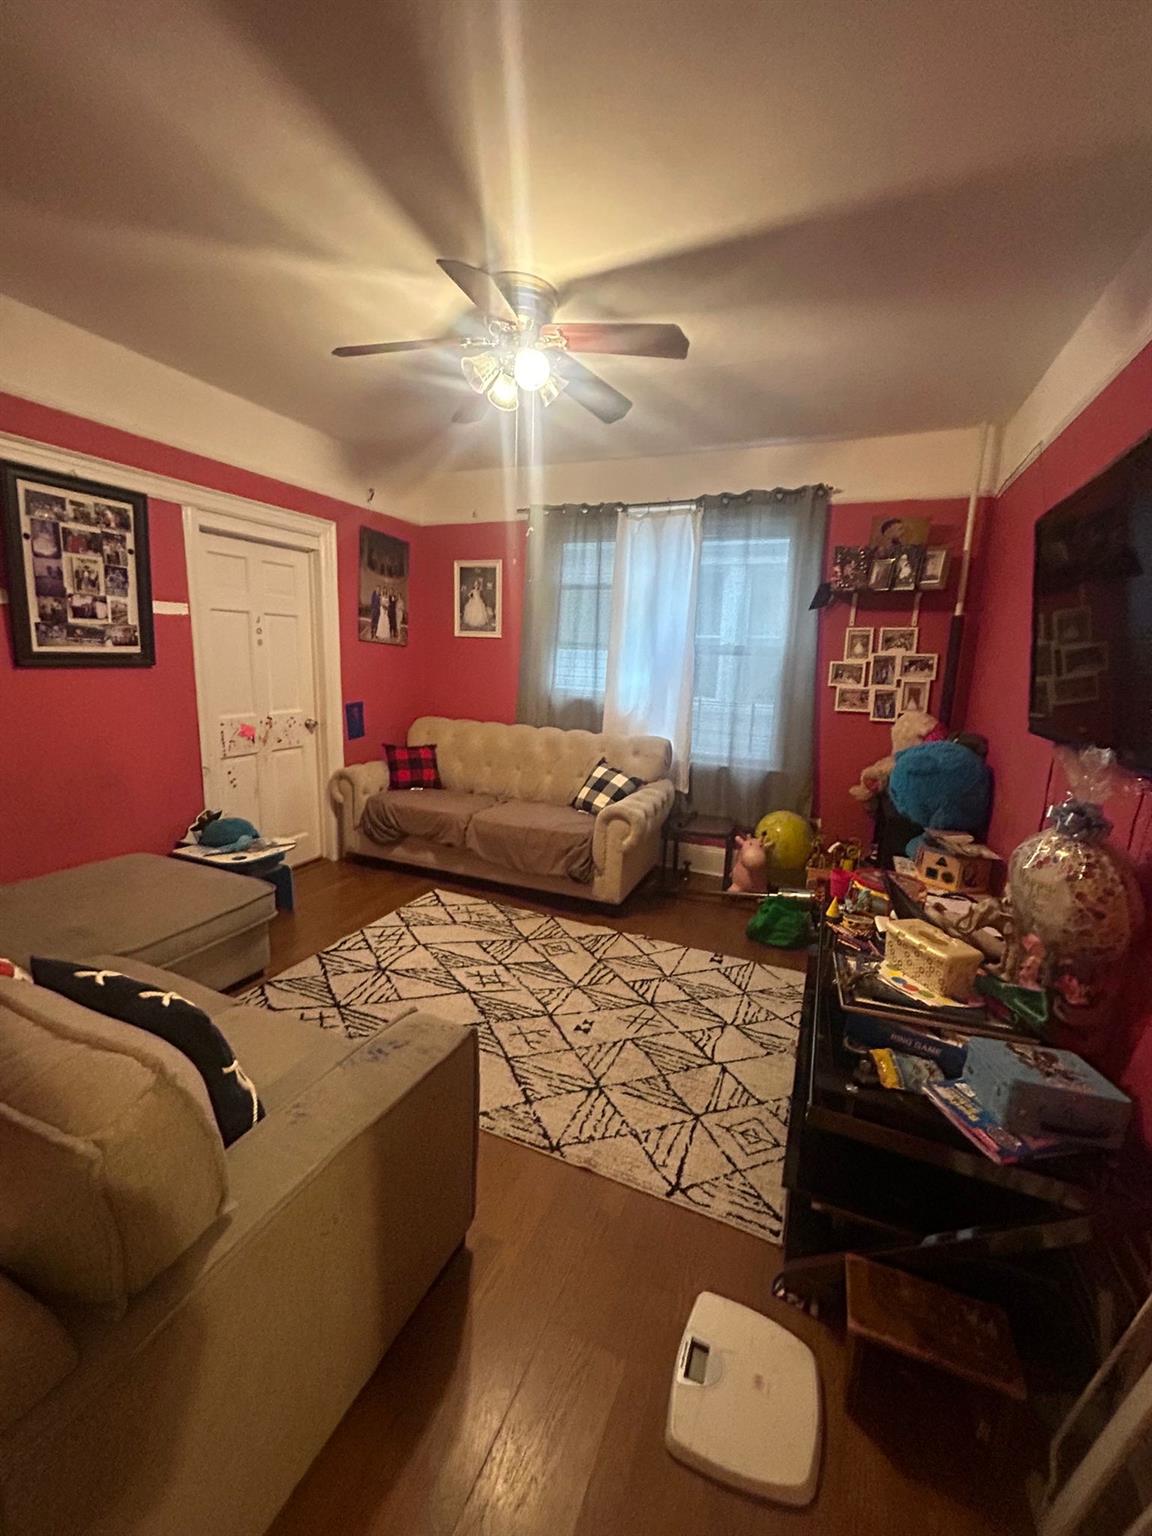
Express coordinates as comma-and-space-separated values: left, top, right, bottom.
961, 1038, 1130, 1146
914, 833, 1001, 896
883, 918, 982, 1000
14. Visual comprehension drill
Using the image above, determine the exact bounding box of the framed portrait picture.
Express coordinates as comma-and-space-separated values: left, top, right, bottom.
870, 514, 930, 551
899, 678, 932, 713
828, 659, 867, 687
843, 626, 874, 661
868, 554, 896, 591
899, 652, 939, 681
918, 547, 951, 590
834, 685, 871, 714
455, 559, 502, 637
1, 461, 154, 668
870, 687, 899, 722
892, 545, 925, 591
869, 652, 898, 687
878, 625, 919, 653
359, 528, 409, 645
830, 546, 870, 591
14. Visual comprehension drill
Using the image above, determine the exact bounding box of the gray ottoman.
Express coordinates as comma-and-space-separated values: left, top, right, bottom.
0, 853, 276, 989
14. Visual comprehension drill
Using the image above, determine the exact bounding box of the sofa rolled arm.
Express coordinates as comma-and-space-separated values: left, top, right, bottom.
592, 778, 676, 867
329, 760, 389, 838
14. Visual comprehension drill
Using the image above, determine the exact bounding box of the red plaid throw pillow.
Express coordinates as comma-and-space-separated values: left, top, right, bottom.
383, 742, 442, 790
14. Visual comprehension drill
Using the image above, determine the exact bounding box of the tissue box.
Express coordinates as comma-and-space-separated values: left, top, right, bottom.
883, 918, 982, 1000
962, 1039, 1130, 1145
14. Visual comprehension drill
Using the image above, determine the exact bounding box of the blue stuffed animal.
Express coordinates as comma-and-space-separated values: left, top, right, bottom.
887, 739, 992, 857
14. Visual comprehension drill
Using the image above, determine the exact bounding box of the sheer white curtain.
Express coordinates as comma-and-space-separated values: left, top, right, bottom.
602, 506, 701, 791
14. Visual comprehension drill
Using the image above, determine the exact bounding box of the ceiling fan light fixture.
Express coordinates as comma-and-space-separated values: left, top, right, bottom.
513, 345, 552, 392
538, 372, 568, 408
461, 350, 500, 395
486, 370, 519, 411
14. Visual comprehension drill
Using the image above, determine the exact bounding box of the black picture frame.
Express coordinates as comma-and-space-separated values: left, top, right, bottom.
1, 460, 154, 668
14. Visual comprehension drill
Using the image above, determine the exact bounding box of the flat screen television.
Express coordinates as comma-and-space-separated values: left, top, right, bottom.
1030, 431, 1152, 772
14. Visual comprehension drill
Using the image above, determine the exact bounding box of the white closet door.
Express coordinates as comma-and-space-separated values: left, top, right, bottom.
193, 530, 322, 867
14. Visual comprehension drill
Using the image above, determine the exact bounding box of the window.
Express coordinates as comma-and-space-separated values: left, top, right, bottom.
692, 530, 793, 768
546, 514, 796, 771
550, 524, 615, 701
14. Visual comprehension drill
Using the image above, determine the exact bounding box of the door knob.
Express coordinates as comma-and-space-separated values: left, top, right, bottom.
304, 718, 318, 732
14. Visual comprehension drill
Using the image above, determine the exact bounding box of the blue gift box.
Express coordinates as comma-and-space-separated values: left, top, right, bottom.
961, 1038, 1130, 1146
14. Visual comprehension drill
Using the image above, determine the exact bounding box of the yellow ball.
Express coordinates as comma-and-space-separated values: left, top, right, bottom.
754, 811, 814, 873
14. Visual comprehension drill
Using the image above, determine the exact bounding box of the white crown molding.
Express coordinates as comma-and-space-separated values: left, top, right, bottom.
0, 424, 412, 535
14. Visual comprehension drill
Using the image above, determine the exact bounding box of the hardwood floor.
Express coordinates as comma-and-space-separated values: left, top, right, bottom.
266, 859, 1030, 1536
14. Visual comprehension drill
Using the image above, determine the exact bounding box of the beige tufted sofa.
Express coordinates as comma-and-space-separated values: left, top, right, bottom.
330, 717, 676, 905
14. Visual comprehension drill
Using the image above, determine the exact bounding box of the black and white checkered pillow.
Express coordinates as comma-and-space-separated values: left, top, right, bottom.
572, 759, 645, 815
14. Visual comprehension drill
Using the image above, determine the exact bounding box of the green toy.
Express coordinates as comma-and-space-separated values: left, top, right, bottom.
746, 895, 812, 950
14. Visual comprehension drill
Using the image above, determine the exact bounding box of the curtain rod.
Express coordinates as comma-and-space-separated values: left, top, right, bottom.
515, 484, 840, 517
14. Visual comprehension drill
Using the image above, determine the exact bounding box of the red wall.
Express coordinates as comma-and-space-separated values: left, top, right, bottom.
962, 340, 1152, 860
0, 394, 422, 881
961, 341, 1152, 1153
815, 498, 971, 840
414, 520, 526, 724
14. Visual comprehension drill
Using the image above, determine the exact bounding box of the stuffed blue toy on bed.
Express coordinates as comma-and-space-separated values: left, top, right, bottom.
887, 739, 992, 857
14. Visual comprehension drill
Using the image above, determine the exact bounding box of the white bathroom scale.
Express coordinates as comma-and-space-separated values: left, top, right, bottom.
665, 1291, 822, 1506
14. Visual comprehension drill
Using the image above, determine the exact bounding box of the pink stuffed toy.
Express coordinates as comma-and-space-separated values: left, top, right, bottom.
728, 834, 770, 893
849, 710, 944, 804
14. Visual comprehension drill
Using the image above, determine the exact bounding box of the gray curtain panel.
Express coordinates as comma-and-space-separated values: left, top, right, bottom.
517, 503, 618, 730
690, 487, 829, 823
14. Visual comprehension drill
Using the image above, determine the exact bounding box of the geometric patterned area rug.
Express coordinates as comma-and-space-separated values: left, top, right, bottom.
245, 888, 806, 1242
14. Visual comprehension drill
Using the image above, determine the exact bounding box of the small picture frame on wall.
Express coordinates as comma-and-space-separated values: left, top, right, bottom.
892, 545, 925, 591
455, 559, 502, 637
899, 678, 932, 713
868, 554, 896, 591
843, 626, 874, 661
834, 685, 871, 714
828, 659, 867, 686
878, 625, 918, 653
869, 653, 898, 687
1, 460, 154, 668
870, 687, 899, 722
830, 546, 871, 591
918, 547, 951, 590
899, 652, 938, 681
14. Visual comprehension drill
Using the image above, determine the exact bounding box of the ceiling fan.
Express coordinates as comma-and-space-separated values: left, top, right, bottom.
332, 259, 689, 424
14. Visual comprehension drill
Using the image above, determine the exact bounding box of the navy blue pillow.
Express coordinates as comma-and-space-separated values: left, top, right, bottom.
31, 958, 264, 1147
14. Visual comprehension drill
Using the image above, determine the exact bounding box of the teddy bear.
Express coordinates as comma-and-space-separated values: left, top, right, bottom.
849, 710, 942, 805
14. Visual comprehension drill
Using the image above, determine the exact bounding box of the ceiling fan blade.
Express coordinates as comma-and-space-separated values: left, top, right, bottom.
451, 393, 489, 424
552, 354, 633, 423
437, 259, 517, 322
332, 338, 451, 357
550, 322, 689, 359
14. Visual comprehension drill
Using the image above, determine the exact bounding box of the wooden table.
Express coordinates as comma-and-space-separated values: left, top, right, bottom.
661, 813, 745, 889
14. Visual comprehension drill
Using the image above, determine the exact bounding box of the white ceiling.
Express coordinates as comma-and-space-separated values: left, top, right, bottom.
3, 0, 1152, 474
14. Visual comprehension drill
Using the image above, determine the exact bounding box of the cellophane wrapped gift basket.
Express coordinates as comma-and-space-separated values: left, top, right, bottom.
1003, 748, 1146, 1033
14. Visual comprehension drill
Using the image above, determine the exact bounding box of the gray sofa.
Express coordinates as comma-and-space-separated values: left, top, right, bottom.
0, 956, 477, 1536
0, 853, 276, 990
331, 716, 676, 905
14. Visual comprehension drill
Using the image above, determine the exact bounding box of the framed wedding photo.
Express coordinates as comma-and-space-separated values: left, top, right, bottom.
454, 559, 502, 638
1, 461, 154, 668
